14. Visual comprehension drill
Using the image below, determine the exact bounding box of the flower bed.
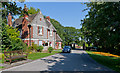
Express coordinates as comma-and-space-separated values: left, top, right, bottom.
92, 52, 120, 58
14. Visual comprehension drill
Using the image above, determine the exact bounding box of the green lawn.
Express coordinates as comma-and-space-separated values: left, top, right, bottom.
0, 59, 2, 63
86, 51, 120, 73
0, 66, 4, 69
28, 50, 62, 60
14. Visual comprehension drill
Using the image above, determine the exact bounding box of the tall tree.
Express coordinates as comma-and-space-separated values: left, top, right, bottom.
1, 1, 26, 51
81, 2, 120, 54
20, 6, 40, 18
2, 2, 22, 23
50, 18, 81, 46
28, 7, 40, 14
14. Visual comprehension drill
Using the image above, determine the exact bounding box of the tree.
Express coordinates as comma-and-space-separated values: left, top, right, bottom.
1, 1, 27, 52
2, 2, 22, 23
50, 18, 81, 46
1, 22, 11, 51
1, 23, 26, 51
20, 7, 40, 18
81, 2, 120, 54
28, 7, 40, 14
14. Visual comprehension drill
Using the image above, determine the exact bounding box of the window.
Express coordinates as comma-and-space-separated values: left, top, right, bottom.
64, 46, 71, 48
50, 30, 52, 36
39, 41, 42, 46
50, 42, 52, 47
40, 18, 42, 21
38, 26, 43, 35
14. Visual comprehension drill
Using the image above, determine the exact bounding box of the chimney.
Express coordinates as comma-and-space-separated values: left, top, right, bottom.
46, 16, 50, 21
8, 13, 12, 26
23, 4, 28, 19
24, 4, 28, 12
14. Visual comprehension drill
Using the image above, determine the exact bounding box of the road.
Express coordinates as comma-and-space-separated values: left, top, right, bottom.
2, 49, 113, 71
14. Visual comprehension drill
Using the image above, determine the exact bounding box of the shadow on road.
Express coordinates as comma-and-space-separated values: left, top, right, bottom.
73, 48, 83, 51
41, 49, 115, 72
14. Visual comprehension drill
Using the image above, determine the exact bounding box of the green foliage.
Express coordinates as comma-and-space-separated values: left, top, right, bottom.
48, 47, 53, 53
86, 51, 120, 73
25, 46, 31, 54
81, 2, 120, 54
28, 7, 40, 14
1, 1, 27, 52
2, 54, 4, 63
28, 46, 32, 50
22, 41, 28, 51
28, 50, 61, 60
31, 42, 37, 51
50, 19, 81, 46
36, 46, 43, 52
1, 23, 10, 51
18, 0, 25, 3
2, 2, 22, 24
20, 7, 40, 18
1, 23, 25, 51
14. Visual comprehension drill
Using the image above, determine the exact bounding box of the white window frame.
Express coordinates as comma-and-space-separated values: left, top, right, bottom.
50, 30, 52, 36
39, 26, 42, 35
39, 40, 42, 46
50, 42, 52, 47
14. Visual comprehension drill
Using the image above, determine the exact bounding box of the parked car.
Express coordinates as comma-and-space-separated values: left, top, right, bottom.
62, 46, 71, 53
87, 47, 98, 51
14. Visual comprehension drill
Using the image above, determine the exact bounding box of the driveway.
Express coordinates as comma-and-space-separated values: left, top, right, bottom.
2, 49, 113, 71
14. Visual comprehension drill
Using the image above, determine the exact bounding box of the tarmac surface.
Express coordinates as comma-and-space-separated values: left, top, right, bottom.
1, 49, 114, 72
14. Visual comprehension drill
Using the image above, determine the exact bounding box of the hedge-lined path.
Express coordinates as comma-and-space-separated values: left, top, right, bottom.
1, 49, 113, 71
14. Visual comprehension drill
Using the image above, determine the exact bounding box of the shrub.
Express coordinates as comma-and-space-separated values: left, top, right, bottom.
36, 46, 43, 52
28, 46, 32, 50
2, 54, 4, 63
22, 41, 27, 52
48, 47, 53, 53
32, 43, 37, 51
26, 46, 32, 54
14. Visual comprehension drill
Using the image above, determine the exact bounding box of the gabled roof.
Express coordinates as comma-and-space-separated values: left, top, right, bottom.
56, 34, 62, 42
44, 18, 51, 27
12, 14, 37, 27
12, 12, 62, 42
12, 17, 23, 27
45, 18, 57, 31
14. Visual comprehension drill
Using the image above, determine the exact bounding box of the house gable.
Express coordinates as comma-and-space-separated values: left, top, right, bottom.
30, 11, 48, 28
45, 19, 56, 31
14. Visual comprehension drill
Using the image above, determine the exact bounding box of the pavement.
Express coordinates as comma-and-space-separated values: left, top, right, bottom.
1, 49, 114, 72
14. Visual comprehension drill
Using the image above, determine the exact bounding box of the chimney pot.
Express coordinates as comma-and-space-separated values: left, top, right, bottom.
8, 13, 12, 26
46, 16, 50, 21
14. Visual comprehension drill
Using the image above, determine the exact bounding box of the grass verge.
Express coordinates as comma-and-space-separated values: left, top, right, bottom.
0, 66, 3, 69
0, 59, 2, 63
28, 50, 62, 60
86, 51, 120, 73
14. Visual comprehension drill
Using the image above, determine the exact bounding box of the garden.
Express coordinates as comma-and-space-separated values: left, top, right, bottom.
0, 41, 62, 69
0, 2, 64, 70
0, 24, 62, 69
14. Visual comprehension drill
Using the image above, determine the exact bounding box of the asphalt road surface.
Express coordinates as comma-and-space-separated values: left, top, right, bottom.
2, 49, 113, 71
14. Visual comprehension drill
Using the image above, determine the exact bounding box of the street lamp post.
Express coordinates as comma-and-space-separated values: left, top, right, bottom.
28, 24, 31, 46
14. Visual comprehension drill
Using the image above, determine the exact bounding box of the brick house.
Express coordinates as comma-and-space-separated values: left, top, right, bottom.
8, 5, 62, 50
